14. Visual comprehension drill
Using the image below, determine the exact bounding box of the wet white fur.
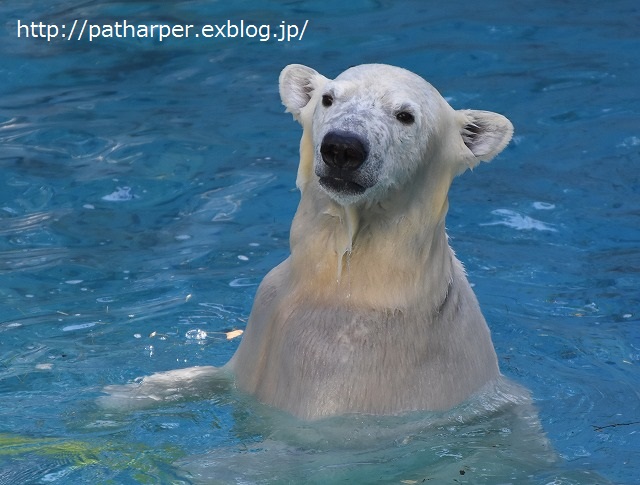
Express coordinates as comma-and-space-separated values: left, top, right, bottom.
102, 64, 514, 421
228, 64, 513, 419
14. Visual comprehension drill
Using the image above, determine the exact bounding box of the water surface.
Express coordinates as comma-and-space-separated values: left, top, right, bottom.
1, 0, 638, 483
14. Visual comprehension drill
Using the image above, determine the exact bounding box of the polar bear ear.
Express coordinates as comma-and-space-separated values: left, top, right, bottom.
457, 110, 514, 164
279, 64, 329, 123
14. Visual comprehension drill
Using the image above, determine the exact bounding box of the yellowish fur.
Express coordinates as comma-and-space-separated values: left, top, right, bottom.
227, 64, 514, 419
101, 64, 515, 421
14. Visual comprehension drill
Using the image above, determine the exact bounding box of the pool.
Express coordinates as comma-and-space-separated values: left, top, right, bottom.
1, 0, 638, 483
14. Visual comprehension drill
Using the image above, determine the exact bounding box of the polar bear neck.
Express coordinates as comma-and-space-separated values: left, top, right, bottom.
326, 203, 358, 285
288, 176, 453, 311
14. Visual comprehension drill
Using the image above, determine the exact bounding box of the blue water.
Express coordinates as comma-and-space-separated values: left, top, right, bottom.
1, 0, 639, 483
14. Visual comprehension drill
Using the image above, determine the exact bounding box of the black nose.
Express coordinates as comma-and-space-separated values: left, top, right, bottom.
320, 131, 369, 171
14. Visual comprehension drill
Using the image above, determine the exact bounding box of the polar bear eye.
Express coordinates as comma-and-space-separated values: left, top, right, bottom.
322, 94, 333, 107
396, 111, 415, 125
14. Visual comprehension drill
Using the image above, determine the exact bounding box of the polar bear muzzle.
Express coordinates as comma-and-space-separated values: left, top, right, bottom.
320, 131, 369, 171
318, 130, 371, 196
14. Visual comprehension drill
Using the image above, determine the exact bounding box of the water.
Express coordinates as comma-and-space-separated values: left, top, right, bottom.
1, 0, 638, 483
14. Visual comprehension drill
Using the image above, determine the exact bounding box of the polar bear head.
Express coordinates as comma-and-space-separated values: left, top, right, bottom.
279, 63, 513, 207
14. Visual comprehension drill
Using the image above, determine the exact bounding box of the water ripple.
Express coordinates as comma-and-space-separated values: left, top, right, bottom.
0, 247, 69, 273
0, 211, 66, 236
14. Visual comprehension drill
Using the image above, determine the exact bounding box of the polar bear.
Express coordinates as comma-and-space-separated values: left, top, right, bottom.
226, 64, 513, 419
103, 64, 514, 421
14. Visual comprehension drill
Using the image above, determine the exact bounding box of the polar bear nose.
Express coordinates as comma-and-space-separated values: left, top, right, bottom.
320, 131, 369, 171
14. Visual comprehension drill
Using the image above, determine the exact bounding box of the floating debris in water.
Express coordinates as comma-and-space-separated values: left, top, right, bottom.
226, 329, 243, 340
149, 331, 169, 340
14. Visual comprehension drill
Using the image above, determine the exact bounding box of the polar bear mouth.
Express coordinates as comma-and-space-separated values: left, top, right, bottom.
319, 176, 367, 196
